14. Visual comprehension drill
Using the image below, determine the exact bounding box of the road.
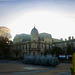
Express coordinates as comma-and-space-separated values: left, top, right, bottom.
0, 59, 72, 75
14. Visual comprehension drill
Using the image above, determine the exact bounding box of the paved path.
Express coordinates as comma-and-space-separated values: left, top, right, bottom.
0, 59, 72, 75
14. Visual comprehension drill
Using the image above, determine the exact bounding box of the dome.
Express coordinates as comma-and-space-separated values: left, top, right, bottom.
31, 26, 38, 35
39, 33, 52, 42
39, 33, 52, 38
13, 34, 30, 43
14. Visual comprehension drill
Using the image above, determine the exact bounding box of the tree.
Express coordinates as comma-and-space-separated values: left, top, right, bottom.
67, 44, 73, 55
12, 50, 21, 59
0, 36, 10, 58
51, 46, 62, 57
44, 49, 51, 55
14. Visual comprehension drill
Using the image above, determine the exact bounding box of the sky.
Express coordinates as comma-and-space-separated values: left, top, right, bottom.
0, 0, 75, 40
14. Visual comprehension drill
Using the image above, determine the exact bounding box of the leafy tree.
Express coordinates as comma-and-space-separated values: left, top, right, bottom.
0, 36, 10, 58
51, 46, 62, 57
12, 50, 21, 59
44, 49, 51, 55
67, 44, 73, 55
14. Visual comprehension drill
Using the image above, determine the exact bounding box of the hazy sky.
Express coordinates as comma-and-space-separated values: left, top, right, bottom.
0, 0, 75, 40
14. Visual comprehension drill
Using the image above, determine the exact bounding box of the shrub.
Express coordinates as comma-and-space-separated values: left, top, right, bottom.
23, 54, 59, 67
33, 54, 41, 65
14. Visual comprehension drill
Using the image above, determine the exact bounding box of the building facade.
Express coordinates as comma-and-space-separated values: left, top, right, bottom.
11, 27, 57, 58
11, 27, 75, 58
53, 36, 75, 55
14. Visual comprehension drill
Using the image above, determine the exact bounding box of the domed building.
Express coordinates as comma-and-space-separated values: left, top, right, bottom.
11, 27, 53, 58
10, 26, 75, 59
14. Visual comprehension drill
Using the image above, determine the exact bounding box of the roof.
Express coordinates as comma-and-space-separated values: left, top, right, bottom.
39, 33, 52, 38
31, 26, 38, 35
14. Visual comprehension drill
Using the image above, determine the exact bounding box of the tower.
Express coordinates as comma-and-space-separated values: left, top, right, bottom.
31, 26, 39, 41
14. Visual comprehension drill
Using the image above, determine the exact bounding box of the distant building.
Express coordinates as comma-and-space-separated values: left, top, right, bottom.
53, 36, 75, 54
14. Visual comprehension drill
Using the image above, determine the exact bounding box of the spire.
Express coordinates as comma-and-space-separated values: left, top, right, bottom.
34, 24, 35, 28
31, 24, 38, 35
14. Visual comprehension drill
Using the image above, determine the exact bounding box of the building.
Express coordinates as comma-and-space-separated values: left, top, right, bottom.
11, 26, 62, 58
11, 27, 75, 58
53, 36, 75, 55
